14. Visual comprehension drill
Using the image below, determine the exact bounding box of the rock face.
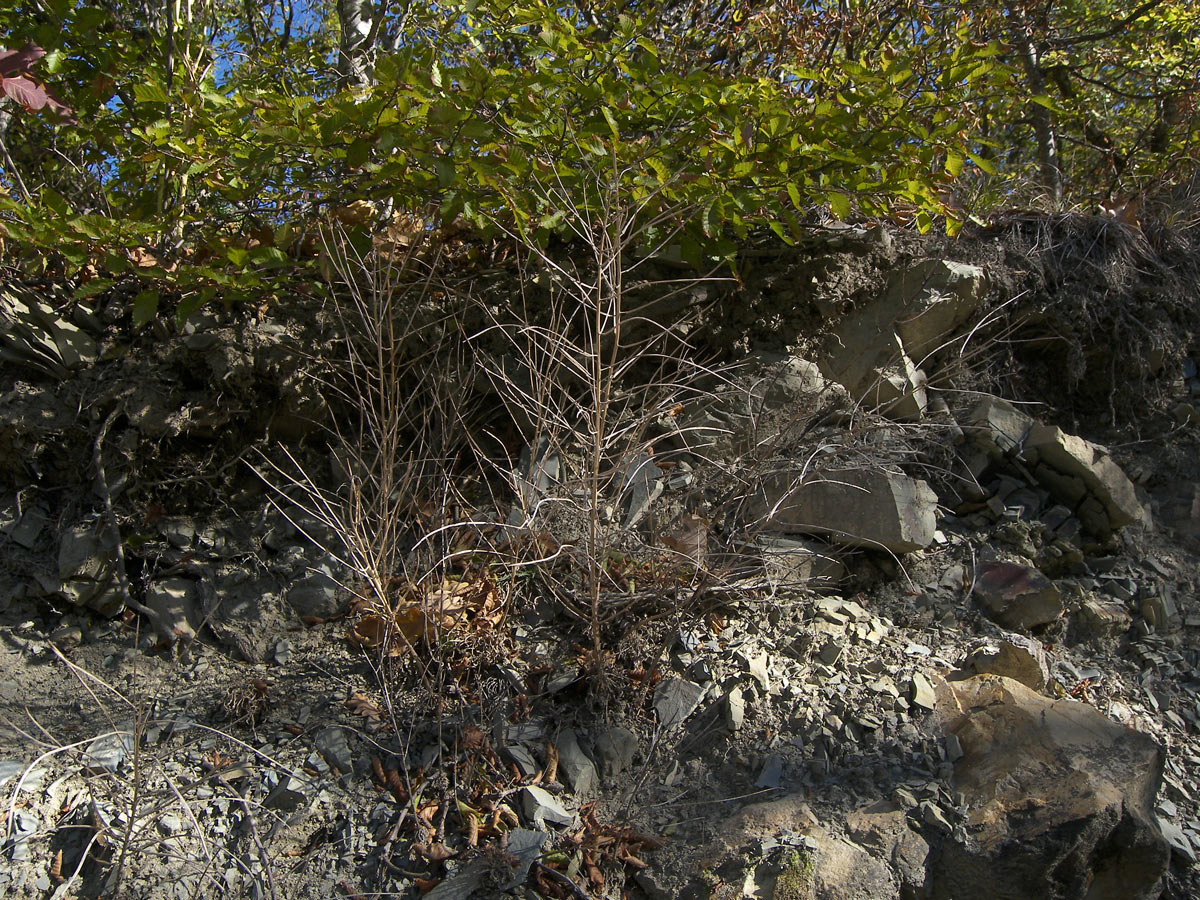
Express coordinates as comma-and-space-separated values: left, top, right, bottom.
972, 560, 1063, 630
846, 801, 930, 898
819, 259, 986, 419
927, 675, 1169, 900
758, 469, 938, 553
1024, 425, 1142, 532
957, 398, 1143, 538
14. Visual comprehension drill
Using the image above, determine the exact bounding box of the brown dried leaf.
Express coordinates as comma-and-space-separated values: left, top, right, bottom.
345, 691, 384, 720
412, 841, 455, 862
347, 614, 388, 650
661, 512, 709, 567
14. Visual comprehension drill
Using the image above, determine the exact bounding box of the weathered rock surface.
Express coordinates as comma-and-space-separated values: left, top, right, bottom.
927, 675, 1169, 900
144, 577, 201, 641
809, 826, 899, 900
57, 521, 123, 616
1025, 425, 1142, 532
965, 397, 1035, 458
964, 634, 1051, 691
972, 560, 1063, 630
819, 259, 985, 417
757, 469, 938, 553
846, 800, 930, 896
1, 284, 99, 378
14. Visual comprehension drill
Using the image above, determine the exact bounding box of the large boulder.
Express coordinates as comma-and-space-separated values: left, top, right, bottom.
756, 469, 938, 553
927, 675, 1169, 900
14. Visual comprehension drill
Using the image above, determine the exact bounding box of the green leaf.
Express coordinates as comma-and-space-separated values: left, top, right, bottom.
346, 137, 372, 169
132, 290, 159, 328
434, 156, 456, 188
786, 182, 803, 209
133, 82, 169, 104
945, 151, 964, 177
227, 247, 249, 268
967, 152, 998, 176
74, 279, 114, 300
601, 106, 620, 139
828, 192, 851, 220
768, 220, 795, 245
431, 61, 443, 88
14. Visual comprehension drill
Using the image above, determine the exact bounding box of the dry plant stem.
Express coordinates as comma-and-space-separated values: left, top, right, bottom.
588, 163, 626, 674
93, 408, 175, 645
107, 705, 147, 897
217, 774, 281, 900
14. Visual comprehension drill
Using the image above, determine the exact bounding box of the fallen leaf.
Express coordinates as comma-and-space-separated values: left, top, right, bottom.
345, 691, 383, 720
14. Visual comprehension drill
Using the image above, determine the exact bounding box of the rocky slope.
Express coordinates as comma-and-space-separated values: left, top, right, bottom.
1, 215, 1199, 900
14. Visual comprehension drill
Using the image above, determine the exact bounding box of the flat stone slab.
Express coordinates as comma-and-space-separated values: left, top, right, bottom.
758, 469, 937, 553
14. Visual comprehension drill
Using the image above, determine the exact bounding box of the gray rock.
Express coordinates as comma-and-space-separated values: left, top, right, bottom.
973, 560, 1063, 630
847, 800, 931, 895
1025, 424, 1142, 532
910, 673, 936, 710
424, 862, 486, 900
0, 759, 26, 789
757, 468, 938, 553
653, 677, 705, 729
811, 826, 900, 900
965, 397, 1035, 458
84, 729, 135, 773
725, 687, 746, 730
1158, 818, 1196, 863
555, 729, 598, 799
756, 754, 784, 789
159, 518, 196, 549
509, 437, 560, 524
145, 577, 201, 641
620, 451, 663, 529
314, 726, 353, 775
1140, 590, 1180, 633
1075, 596, 1132, 641
501, 829, 548, 890
756, 535, 845, 591
0, 284, 99, 377
285, 567, 342, 619
263, 772, 310, 811
594, 726, 638, 780
522, 785, 573, 828
818, 259, 984, 420
9, 505, 48, 549
503, 744, 540, 778
58, 521, 123, 616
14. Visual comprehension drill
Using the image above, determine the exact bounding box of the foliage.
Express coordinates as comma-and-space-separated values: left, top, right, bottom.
0, 0, 1195, 321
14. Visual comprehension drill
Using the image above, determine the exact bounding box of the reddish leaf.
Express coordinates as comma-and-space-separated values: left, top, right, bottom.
1, 74, 75, 122
0, 45, 45, 78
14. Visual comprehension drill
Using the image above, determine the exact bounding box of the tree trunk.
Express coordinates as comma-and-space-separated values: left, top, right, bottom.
337, 0, 375, 87
1018, 40, 1064, 208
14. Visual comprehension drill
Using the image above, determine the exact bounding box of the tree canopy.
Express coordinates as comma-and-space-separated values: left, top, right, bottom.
0, 0, 1196, 319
